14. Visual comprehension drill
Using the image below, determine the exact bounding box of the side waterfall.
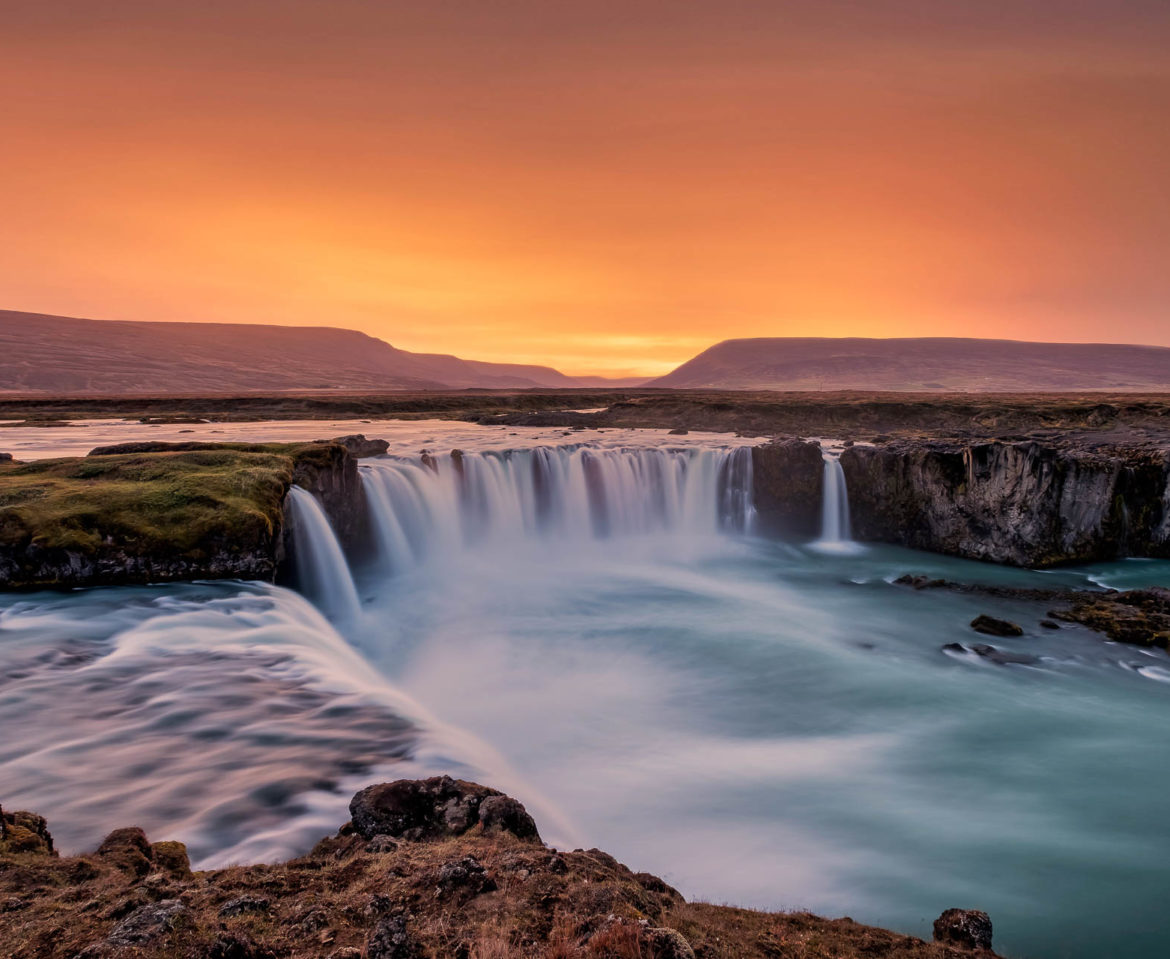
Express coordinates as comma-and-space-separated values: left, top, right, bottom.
819, 452, 853, 544
359, 446, 756, 575
285, 486, 362, 622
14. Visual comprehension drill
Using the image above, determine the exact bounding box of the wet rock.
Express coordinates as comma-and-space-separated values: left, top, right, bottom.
0, 807, 55, 855
151, 840, 191, 877
668, 428, 689, 435
969, 644, 1039, 666
219, 896, 271, 918
349, 776, 541, 843
95, 826, 153, 876
436, 855, 496, 898
107, 899, 188, 946
970, 614, 1024, 637
0, 452, 13, 463
1052, 588, 1170, 648
1040, 619, 1061, 629
933, 908, 993, 951
367, 915, 419, 959
943, 643, 1039, 666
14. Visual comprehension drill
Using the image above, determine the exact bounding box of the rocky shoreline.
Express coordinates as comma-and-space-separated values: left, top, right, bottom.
1, 777, 1000, 959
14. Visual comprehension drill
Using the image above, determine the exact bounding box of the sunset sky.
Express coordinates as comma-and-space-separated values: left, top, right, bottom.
3, 1, 1169, 376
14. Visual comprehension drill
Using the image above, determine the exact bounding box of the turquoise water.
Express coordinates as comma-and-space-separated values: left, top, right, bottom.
2, 540, 1166, 957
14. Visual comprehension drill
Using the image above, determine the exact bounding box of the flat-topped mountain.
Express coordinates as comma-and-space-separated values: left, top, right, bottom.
650, 337, 1170, 391
0, 310, 645, 393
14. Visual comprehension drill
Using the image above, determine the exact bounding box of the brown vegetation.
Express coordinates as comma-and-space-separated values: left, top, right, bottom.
0, 780, 1001, 959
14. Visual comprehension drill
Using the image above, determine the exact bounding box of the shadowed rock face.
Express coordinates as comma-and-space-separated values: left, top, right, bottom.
838, 440, 1170, 566
751, 438, 824, 538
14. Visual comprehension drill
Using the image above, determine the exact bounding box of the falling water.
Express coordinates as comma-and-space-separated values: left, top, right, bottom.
819, 452, 853, 544
359, 445, 756, 575
285, 486, 362, 622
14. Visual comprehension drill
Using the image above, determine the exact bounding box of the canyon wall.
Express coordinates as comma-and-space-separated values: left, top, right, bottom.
752, 437, 1170, 567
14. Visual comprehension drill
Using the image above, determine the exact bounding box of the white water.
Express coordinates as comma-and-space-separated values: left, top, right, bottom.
359, 445, 755, 576
286, 486, 362, 623
816, 452, 855, 549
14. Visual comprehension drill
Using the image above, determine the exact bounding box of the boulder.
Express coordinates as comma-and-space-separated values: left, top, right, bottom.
219, 896, 271, 918
435, 855, 496, 898
933, 908, 993, 951
970, 615, 1024, 637
0, 806, 55, 855
348, 777, 540, 843
150, 840, 191, 877
107, 899, 188, 947
367, 915, 419, 959
96, 826, 154, 876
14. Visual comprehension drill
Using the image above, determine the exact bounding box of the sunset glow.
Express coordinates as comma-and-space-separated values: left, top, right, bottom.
3, 1, 1169, 375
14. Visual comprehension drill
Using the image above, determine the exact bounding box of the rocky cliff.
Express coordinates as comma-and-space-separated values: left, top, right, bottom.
749, 436, 1170, 567
0, 437, 381, 589
751, 438, 825, 538
839, 440, 1170, 566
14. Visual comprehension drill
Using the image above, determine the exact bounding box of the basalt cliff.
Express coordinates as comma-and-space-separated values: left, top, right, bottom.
751, 437, 1170, 566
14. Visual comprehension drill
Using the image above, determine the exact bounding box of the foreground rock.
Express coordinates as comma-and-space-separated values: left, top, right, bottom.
0, 779, 1002, 958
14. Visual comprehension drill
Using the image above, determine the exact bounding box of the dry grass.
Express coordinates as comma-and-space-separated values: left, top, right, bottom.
0, 816, 1002, 959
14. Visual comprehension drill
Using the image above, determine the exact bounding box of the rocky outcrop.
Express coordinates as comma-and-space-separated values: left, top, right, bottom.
933, 909, 993, 951
1052, 588, 1170, 649
839, 440, 1170, 566
0, 438, 375, 590
349, 775, 540, 843
751, 438, 824, 537
0, 779, 1001, 959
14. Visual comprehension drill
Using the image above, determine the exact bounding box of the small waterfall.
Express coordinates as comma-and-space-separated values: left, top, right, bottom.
286, 486, 362, 622
818, 452, 853, 545
360, 445, 756, 574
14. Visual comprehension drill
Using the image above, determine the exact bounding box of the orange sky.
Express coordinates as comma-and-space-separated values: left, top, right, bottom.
3, 1, 1169, 376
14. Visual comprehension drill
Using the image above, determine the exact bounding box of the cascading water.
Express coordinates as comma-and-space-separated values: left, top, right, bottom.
359, 445, 756, 575
818, 451, 853, 545
285, 486, 362, 622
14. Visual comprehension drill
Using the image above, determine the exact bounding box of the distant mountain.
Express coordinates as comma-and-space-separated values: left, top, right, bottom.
0, 311, 646, 393
649, 337, 1170, 391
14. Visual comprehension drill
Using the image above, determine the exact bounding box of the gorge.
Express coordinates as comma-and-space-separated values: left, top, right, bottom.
2, 412, 1170, 959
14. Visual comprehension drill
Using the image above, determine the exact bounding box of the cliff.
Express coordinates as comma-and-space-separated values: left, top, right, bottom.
0, 437, 380, 589
751, 439, 825, 538
0, 777, 1001, 959
839, 440, 1170, 566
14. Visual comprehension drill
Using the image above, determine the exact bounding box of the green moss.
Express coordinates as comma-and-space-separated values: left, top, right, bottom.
0, 447, 316, 557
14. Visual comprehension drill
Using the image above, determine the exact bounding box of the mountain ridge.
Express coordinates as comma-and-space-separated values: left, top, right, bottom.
650, 336, 1170, 391
0, 310, 646, 393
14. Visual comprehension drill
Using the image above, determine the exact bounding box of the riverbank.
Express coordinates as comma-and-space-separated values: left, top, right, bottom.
0, 777, 1001, 959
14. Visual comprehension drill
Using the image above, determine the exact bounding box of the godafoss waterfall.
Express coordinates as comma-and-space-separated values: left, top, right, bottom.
3, 421, 1170, 958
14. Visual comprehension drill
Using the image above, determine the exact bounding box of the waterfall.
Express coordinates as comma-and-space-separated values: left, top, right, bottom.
360, 445, 756, 574
285, 486, 362, 623
818, 452, 853, 544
